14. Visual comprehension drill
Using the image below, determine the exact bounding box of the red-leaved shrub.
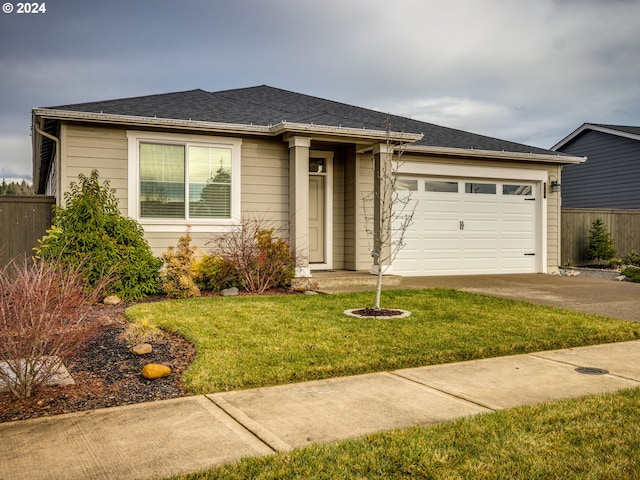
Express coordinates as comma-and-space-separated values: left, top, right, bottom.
0, 259, 105, 399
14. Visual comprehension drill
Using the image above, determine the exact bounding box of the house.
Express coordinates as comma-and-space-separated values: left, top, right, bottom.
31, 85, 584, 277
552, 123, 640, 209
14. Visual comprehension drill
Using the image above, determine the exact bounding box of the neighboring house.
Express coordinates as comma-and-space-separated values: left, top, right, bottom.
552, 123, 640, 209
32, 85, 584, 277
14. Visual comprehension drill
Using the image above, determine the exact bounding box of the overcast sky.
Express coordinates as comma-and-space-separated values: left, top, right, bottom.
1, 0, 640, 181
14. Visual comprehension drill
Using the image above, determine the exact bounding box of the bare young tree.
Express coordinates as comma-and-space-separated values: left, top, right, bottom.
363, 119, 415, 311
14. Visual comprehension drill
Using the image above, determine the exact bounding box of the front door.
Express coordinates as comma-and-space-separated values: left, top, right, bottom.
309, 174, 325, 263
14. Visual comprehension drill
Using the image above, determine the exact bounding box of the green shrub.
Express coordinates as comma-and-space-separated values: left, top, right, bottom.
622, 266, 640, 283
194, 254, 241, 292
161, 229, 201, 299
35, 170, 162, 300
622, 250, 640, 267
586, 218, 616, 264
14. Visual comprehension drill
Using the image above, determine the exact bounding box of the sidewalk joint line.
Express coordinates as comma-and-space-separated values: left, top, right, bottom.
204, 394, 291, 453
387, 371, 498, 412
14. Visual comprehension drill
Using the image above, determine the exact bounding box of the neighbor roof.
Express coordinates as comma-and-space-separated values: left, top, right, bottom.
44, 85, 558, 155
553, 123, 640, 150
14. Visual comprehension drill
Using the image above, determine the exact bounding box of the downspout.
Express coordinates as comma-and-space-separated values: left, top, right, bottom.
34, 118, 59, 196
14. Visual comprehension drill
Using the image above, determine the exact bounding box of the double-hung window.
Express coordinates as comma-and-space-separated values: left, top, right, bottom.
128, 131, 241, 231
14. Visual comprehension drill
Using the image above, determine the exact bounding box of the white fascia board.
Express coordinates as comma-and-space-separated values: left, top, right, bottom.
552, 123, 640, 150
32, 108, 274, 136
404, 144, 586, 165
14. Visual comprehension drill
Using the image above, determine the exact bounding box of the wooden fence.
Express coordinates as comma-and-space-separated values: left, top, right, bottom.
562, 208, 640, 265
0, 195, 55, 267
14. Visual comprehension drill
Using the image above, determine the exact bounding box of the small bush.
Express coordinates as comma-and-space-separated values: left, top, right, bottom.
622, 266, 640, 283
208, 217, 297, 294
161, 229, 201, 299
622, 251, 640, 267
35, 170, 162, 300
586, 218, 616, 264
0, 259, 105, 399
194, 254, 241, 292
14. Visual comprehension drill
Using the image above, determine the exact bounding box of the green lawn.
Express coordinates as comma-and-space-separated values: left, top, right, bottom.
168, 387, 640, 479
126, 289, 640, 395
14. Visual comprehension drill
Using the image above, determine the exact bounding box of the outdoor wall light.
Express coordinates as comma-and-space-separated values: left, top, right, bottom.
550, 180, 561, 193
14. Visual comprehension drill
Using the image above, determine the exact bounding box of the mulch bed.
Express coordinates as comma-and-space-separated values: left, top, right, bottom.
0, 301, 196, 423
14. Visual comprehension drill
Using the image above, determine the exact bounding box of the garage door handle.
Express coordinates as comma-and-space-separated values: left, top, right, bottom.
459, 220, 464, 230
524, 253, 536, 256
524, 198, 536, 201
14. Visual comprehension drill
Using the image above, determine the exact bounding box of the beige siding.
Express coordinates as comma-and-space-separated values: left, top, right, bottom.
355, 153, 375, 270
60, 124, 129, 214
240, 138, 290, 228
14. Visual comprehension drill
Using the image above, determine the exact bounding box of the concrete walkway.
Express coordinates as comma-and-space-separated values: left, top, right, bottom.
2, 273, 640, 479
2, 340, 640, 480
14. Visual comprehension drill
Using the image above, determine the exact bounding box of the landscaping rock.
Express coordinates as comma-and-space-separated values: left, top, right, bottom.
303, 290, 319, 295
130, 343, 153, 355
103, 295, 122, 305
141, 363, 171, 380
220, 287, 239, 297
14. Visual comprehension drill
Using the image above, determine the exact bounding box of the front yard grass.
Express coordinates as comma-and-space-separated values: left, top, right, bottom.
168, 387, 640, 479
126, 289, 640, 395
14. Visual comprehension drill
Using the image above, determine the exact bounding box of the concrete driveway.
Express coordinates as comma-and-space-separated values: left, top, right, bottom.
401, 273, 640, 322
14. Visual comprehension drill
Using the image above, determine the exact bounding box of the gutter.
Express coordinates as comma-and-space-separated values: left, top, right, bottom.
33, 117, 60, 194
403, 144, 586, 165
32, 108, 424, 143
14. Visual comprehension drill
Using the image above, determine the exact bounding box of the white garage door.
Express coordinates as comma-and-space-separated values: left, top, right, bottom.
393, 177, 538, 276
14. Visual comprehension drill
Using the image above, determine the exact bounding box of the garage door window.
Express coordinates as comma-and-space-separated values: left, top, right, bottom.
425, 180, 458, 192
397, 178, 418, 191
465, 182, 496, 194
503, 184, 533, 195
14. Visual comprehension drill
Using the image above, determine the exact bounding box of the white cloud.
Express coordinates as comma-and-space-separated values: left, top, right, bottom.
0, 135, 32, 180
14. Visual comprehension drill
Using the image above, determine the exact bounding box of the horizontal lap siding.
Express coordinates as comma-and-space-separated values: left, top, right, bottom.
62, 124, 129, 214
60, 127, 291, 256
356, 154, 374, 270
560, 131, 640, 209
241, 138, 289, 229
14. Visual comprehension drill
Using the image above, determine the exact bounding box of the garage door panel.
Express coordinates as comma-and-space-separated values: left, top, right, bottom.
393, 177, 538, 276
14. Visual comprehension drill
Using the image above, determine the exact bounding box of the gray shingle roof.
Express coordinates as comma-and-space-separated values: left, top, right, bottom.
48, 85, 556, 155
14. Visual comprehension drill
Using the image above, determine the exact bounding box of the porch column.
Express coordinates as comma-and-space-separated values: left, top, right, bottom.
289, 136, 311, 277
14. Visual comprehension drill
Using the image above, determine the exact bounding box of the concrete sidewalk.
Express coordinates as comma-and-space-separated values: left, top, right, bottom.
2, 340, 640, 480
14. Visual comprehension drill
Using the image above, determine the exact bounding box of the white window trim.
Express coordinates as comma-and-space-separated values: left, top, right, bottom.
127, 130, 241, 233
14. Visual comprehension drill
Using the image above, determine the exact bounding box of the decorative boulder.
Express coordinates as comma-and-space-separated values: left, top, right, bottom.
130, 343, 153, 355
141, 363, 171, 380
220, 287, 239, 297
103, 295, 122, 305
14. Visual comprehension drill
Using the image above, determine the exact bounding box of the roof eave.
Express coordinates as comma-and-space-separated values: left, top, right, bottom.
404, 144, 586, 165
31, 108, 424, 143
552, 123, 640, 150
